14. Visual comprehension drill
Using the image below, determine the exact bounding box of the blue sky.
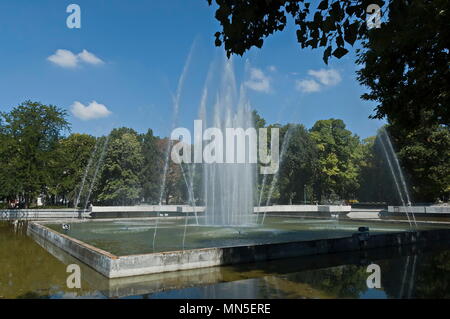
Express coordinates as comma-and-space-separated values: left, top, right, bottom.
0, 0, 384, 139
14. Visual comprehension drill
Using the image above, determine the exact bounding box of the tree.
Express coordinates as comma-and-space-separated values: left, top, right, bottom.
278, 124, 318, 204
52, 133, 97, 206
357, 135, 399, 204
208, 0, 449, 130
156, 138, 185, 205
0, 101, 70, 207
357, 0, 450, 128
387, 124, 450, 202
96, 129, 144, 205
0, 121, 18, 201
207, 0, 385, 63
139, 129, 163, 203
253, 110, 266, 129
310, 119, 362, 202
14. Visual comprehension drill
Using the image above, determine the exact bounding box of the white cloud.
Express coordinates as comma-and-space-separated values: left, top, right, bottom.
71, 101, 112, 120
295, 68, 342, 93
245, 67, 271, 93
47, 49, 104, 68
308, 69, 342, 86
47, 49, 79, 68
78, 49, 104, 65
296, 79, 321, 93
268, 65, 277, 72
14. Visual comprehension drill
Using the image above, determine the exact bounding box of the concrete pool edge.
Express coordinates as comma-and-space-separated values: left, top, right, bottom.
28, 222, 118, 277
28, 221, 450, 279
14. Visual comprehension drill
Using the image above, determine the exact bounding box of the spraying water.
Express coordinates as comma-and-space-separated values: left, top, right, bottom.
379, 129, 417, 229
201, 58, 256, 226
82, 135, 110, 215
153, 44, 195, 249
72, 138, 100, 219
379, 135, 413, 228
260, 125, 293, 225
381, 128, 417, 227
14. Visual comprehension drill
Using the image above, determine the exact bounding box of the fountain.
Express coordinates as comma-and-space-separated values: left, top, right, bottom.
378, 128, 417, 228
70, 135, 110, 222
25, 56, 450, 279
201, 59, 256, 226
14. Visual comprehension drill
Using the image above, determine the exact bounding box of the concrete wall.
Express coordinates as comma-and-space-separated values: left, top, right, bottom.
29, 220, 450, 279
111, 229, 450, 278
28, 222, 115, 277
92, 205, 351, 215
2, 205, 351, 220
1, 209, 89, 219
388, 206, 450, 214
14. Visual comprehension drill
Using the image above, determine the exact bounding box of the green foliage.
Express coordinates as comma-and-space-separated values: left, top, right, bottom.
208, 0, 449, 135
139, 129, 163, 204
96, 129, 144, 206
388, 124, 450, 202
278, 124, 317, 203
207, 0, 385, 63
51, 133, 97, 205
252, 110, 266, 129
0, 102, 447, 206
357, 134, 399, 204
357, 0, 450, 128
157, 138, 185, 205
310, 119, 363, 202
0, 101, 70, 206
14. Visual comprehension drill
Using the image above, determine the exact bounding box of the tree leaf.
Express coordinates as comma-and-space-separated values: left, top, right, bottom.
323, 46, 332, 64
318, 0, 328, 11
344, 22, 359, 45
332, 47, 349, 58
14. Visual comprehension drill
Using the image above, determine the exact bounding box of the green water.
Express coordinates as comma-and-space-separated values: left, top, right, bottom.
1, 220, 450, 299
45, 217, 440, 255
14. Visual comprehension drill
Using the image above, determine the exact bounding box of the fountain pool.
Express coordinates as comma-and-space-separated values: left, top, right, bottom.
28, 216, 450, 278
43, 217, 432, 255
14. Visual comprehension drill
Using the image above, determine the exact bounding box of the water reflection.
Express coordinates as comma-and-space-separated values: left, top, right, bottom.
1, 221, 449, 299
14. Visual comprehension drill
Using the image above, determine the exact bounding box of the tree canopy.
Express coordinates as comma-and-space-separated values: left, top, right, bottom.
207, 0, 450, 128
0, 101, 70, 207
356, 0, 450, 127
1, 101, 448, 207
207, 0, 385, 63
96, 128, 144, 206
